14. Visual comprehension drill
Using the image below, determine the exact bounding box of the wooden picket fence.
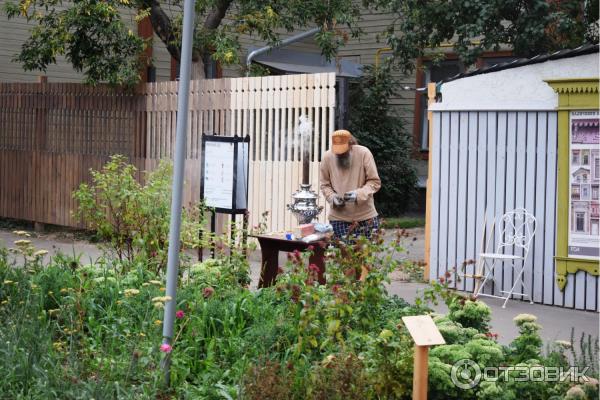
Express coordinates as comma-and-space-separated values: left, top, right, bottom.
0, 73, 336, 232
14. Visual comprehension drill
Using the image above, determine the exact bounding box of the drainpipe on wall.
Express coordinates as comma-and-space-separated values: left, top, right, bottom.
245, 27, 321, 76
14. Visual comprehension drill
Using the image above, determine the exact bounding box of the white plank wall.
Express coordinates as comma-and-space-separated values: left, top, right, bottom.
143, 73, 336, 234
429, 110, 598, 311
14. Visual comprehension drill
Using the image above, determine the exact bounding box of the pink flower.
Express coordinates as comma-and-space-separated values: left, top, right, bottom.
160, 343, 172, 353
175, 310, 185, 319
203, 286, 215, 299
308, 263, 320, 273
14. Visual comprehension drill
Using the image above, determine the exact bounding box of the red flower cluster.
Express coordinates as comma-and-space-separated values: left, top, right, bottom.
290, 284, 301, 303
203, 286, 215, 299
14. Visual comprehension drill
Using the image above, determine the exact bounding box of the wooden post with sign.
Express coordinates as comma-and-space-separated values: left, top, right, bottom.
402, 315, 446, 400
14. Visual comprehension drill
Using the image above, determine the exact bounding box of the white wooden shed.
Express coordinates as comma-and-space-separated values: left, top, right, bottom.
426, 44, 600, 311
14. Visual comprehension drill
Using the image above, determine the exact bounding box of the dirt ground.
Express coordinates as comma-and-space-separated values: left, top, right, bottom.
0, 225, 426, 285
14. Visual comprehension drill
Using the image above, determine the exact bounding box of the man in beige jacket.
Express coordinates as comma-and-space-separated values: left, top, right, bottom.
320, 129, 381, 240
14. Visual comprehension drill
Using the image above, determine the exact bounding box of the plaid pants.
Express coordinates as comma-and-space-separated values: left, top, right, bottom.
330, 216, 380, 241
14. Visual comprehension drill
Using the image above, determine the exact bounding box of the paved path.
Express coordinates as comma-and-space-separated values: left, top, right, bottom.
387, 282, 599, 345
1, 226, 597, 345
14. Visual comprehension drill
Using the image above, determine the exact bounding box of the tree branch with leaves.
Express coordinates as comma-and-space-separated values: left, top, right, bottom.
5, 0, 363, 85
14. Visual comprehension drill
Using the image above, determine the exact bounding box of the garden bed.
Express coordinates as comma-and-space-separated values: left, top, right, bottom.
0, 157, 596, 399
0, 233, 597, 399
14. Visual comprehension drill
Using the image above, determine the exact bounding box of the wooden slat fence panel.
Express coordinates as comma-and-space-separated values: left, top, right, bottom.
0, 73, 335, 233
429, 110, 598, 311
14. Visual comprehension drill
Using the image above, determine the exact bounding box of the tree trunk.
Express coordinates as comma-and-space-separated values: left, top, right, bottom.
190, 60, 206, 80
144, 0, 231, 82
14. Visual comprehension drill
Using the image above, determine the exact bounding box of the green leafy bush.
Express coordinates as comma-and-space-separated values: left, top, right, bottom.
348, 63, 418, 216
447, 297, 491, 333
73, 155, 206, 273
0, 230, 597, 399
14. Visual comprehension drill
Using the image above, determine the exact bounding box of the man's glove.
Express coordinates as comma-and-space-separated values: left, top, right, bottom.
332, 194, 345, 208
343, 190, 357, 203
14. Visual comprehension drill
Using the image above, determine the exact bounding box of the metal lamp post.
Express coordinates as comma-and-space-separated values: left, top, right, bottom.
161, 0, 195, 386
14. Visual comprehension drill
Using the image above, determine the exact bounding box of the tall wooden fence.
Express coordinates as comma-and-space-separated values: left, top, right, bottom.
0, 73, 336, 232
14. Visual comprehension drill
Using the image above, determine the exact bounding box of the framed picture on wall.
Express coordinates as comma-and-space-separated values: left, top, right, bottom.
568, 110, 600, 260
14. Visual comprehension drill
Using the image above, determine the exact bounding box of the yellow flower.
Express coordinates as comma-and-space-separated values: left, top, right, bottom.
48, 291, 53, 295
151, 296, 172, 303
14, 239, 31, 246
149, 280, 161, 285
18, 301, 24, 305
60, 288, 68, 294
1, 300, 8, 305
3, 280, 14, 285
116, 300, 122, 305
159, 287, 166, 292
52, 341, 65, 351
33, 249, 48, 257
30, 284, 38, 289
124, 289, 140, 297
142, 283, 149, 287
154, 319, 162, 326
13, 230, 27, 236
139, 333, 146, 337
48, 309, 60, 316
153, 302, 163, 309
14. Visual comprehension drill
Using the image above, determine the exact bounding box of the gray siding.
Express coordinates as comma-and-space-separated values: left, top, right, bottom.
0, 0, 138, 82
429, 110, 598, 311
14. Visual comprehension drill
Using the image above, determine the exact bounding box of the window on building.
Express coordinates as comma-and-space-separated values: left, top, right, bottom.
592, 185, 599, 200
572, 185, 581, 199
582, 150, 590, 165
418, 60, 463, 150
595, 158, 599, 179
576, 212, 585, 232
572, 150, 580, 164
582, 186, 590, 199
592, 220, 599, 236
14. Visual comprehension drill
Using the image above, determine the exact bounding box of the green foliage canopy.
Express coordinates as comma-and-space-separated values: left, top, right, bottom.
5, 0, 598, 85
368, 0, 599, 73
5, 0, 363, 85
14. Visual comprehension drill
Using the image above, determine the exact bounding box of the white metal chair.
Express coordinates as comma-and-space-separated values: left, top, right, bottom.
474, 208, 537, 308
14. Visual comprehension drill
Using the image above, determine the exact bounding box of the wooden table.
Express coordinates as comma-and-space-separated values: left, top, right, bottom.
252, 234, 327, 288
